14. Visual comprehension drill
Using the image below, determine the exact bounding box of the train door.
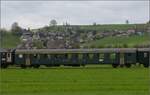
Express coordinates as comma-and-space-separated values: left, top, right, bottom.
119, 53, 124, 67
1, 52, 8, 68
104, 53, 110, 64
0, 50, 13, 68
82, 53, 89, 64
124, 53, 136, 68
25, 54, 30, 66
6, 53, 12, 63
143, 52, 149, 67
92, 53, 99, 64
1, 52, 6, 64
71, 53, 79, 65
137, 51, 149, 67
99, 53, 104, 64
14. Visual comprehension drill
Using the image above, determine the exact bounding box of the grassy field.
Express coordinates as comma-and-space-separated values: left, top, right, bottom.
0, 66, 149, 95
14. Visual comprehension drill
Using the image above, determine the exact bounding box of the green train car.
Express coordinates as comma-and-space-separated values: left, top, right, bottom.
0, 48, 149, 68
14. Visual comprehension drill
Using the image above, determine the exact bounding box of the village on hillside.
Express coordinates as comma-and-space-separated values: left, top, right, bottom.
1, 20, 150, 49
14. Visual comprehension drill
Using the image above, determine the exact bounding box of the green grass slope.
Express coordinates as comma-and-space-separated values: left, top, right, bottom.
84, 33, 150, 48
0, 67, 149, 95
40, 24, 145, 32
0, 32, 20, 48
79, 24, 143, 31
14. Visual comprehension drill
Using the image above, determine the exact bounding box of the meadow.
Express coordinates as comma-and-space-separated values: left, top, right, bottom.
0, 66, 149, 95
84, 33, 150, 48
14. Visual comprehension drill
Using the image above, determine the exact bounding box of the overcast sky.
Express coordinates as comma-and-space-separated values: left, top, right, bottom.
1, 1, 149, 29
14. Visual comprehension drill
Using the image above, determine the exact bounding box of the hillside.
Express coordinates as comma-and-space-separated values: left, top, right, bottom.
0, 23, 149, 48
79, 24, 137, 31
38, 24, 146, 32
1, 32, 149, 48
83, 33, 150, 48
0, 32, 20, 48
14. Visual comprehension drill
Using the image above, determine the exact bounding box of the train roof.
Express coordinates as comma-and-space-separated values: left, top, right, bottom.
0, 48, 8, 52
0, 48, 15, 52
15, 48, 138, 54
137, 48, 150, 51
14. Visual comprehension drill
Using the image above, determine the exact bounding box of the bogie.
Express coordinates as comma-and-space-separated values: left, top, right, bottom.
143, 63, 149, 68
32, 64, 40, 68
112, 64, 119, 68
1, 64, 8, 68
125, 63, 131, 68
20, 64, 27, 69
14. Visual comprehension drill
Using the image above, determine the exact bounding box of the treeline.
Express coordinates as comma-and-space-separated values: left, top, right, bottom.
0, 22, 31, 37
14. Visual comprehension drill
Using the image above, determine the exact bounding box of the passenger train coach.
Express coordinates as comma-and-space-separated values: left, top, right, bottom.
0, 48, 150, 68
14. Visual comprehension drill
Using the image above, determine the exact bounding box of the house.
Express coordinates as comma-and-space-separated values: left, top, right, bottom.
46, 39, 66, 49
20, 32, 33, 42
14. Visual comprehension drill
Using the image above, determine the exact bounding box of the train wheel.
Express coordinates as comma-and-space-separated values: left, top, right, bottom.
112, 64, 119, 68
21, 64, 26, 69
120, 64, 124, 68
1, 64, 8, 68
81, 64, 85, 67
45, 65, 52, 67
33, 65, 40, 68
125, 63, 131, 68
143, 64, 149, 68
54, 64, 60, 67
72, 64, 80, 67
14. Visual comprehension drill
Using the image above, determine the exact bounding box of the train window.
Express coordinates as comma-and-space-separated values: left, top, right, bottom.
33, 54, 37, 58
71, 54, 78, 58
37, 54, 40, 59
68, 54, 72, 59
47, 55, 51, 58
93, 53, 99, 58
83, 53, 89, 59
64, 54, 68, 59
99, 54, 104, 62
99, 59, 104, 62
89, 54, 93, 59
2, 58, 6, 61
18, 54, 23, 58
7, 53, 11, 57
99, 54, 104, 58
144, 53, 147, 58
78, 54, 82, 59
54, 55, 58, 58
128, 53, 132, 56
44, 54, 47, 58
110, 53, 116, 60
